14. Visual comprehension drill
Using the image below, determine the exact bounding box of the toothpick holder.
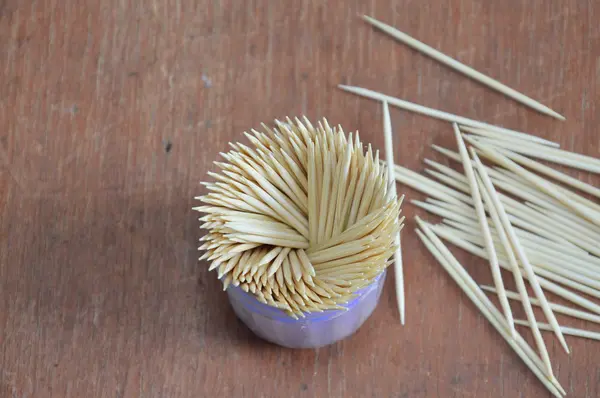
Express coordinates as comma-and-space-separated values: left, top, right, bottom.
226, 271, 387, 349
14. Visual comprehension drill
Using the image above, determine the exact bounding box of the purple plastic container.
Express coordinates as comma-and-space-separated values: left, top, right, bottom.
226, 271, 387, 348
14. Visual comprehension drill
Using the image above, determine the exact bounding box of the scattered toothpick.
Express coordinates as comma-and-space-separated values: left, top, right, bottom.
362, 15, 565, 121
467, 138, 600, 226
415, 220, 565, 397
481, 286, 600, 325
471, 149, 570, 355
472, 135, 600, 174
453, 124, 515, 338
382, 101, 406, 325
338, 84, 560, 147
515, 320, 600, 343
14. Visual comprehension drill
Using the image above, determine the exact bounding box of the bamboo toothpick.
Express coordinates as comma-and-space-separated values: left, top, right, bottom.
458, 125, 562, 148
383, 101, 405, 324
425, 168, 470, 193
432, 222, 600, 316
406, 174, 581, 248
515, 320, 600, 342
466, 179, 556, 378
196, 117, 403, 316
438, 218, 600, 277
453, 124, 515, 337
437, 223, 600, 290
468, 138, 600, 227
474, 135, 600, 174
481, 286, 600, 326
362, 15, 565, 121
415, 220, 564, 397
431, 144, 462, 162
393, 164, 474, 205
494, 147, 600, 199
471, 150, 570, 354
338, 84, 560, 147
420, 164, 600, 254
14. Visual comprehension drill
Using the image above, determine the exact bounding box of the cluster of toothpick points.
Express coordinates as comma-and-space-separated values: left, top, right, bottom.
195, 117, 404, 317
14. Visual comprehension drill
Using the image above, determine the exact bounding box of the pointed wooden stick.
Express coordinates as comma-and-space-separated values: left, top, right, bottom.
454, 183, 557, 379
479, 170, 600, 244
362, 15, 565, 121
429, 145, 583, 217
338, 84, 560, 147
473, 135, 600, 174
425, 169, 470, 192
453, 123, 515, 337
425, 158, 469, 184
468, 138, 600, 226
383, 101, 405, 325
393, 164, 474, 205
481, 286, 600, 325
471, 150, 570, 354
438, 217, 600, 277
420, 220, 555, 380
458, 125, 562, 148
433, 222, 600, 316
431, 144, 462, 162
425, 159, 590, 239
421, 164, 600, 252
515, 320, 600, 342
412, 188, 577, 249
491, 166, 600, 217
494, 147, 600, 199
529, 202, 600, 238
415, 221, 564, 397
439, 223, 600, 289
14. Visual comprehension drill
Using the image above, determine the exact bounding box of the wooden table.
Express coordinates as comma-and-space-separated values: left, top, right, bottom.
1, 1, 599, 397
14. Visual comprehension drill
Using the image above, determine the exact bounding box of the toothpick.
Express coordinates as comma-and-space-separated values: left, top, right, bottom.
529, 203, 600, 239
427, 168, 600, 253
432, 223, 600, 316
362, 15, 565, 121
432, 201, 556, 379
424, 169, 470, 193
484, 170, 600, 238
490, 166, 600, 216
473, 135, 600, 174
440, 223, 600, 289
413, 189, 578, 250
453, 124, 515, 337
515, 320, 600, 342
481, 286, 600, 325
458, 125, 562, 148
431, 144, 462, 162
495, 146, 600, 199
383, 101, 405, 325
415, 221, 564, 397
424, 158, 469, 184
439, 218, 600, 277
197, 117, 403, 316
338, 84, 559, 147
393, 164, 474, 205
471, 150, 570, 354
468, 138, 600, 226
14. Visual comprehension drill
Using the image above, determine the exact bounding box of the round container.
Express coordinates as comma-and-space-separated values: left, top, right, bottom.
226, 271, 387, 349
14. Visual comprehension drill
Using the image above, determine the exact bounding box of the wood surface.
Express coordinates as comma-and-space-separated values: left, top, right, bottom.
1, 1, 599, 397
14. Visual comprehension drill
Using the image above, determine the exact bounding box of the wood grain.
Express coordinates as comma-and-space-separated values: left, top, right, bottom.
1, 1, 599, 397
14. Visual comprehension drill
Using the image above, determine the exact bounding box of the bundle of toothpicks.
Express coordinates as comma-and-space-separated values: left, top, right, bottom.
338, 15, 600, 397
195, 117, 404, 318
